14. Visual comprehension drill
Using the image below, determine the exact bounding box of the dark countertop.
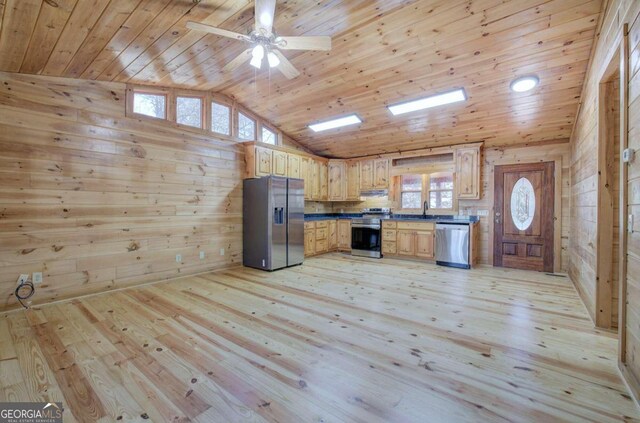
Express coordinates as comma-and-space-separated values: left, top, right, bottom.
304, 213, 479, 223
304, 213, 362, 221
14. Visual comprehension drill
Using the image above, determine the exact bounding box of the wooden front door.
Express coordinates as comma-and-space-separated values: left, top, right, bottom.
494, 162, 554, 272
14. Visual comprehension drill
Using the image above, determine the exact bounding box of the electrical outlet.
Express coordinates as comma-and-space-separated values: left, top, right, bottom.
220, 248, 225, 256
199, 251, 205, 260
32, 272, 43, 284
176, 254, 182, 263
17, 274, 29, 285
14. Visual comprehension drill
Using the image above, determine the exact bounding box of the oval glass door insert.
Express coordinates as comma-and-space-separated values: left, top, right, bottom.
510, 177, 535, 231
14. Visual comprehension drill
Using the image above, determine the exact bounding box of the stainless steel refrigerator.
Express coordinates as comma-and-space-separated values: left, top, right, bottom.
243, 176, 305, 270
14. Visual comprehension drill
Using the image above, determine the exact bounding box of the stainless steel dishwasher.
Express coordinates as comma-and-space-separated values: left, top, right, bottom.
435, 222, 470, 269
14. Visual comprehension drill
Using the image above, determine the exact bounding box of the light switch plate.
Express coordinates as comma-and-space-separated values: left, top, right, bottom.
176, 254, 182, 263
629, 214, 634, 233
32, 272, 43, 284
199, 251, 205, 260
476, 210, 489, 217
220, 248, 225, 256
623, 148, 635, 163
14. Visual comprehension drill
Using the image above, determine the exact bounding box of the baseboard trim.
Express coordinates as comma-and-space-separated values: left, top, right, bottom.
0, 263, 242, 317
619, 361, 640, 410
565, 272, 597, 327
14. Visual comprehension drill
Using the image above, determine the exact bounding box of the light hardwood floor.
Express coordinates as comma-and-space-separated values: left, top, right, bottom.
0, 253, 638, 422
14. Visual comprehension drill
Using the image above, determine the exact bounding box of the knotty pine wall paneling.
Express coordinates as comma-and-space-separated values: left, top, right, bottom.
0, 72, 244, 311
568, 0, 640, 402
569, 0, 639, 324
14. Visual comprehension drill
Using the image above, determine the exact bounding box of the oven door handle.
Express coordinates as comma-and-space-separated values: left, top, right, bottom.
352, 224, 381, 229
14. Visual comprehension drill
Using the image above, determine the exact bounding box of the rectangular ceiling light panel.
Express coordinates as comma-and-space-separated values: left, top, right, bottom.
309, 114, 362, 132
388, 89, 466, 116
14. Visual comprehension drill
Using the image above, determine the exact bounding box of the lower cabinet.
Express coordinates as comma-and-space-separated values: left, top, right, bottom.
382, 221, 435, 260
397, 230, 416, 256
304, 222, 315, 256
338, 220, 351, 251
415, 230, 434, 258
315, 221, 328, 254
329, 220, 338, 250
304, 219, 351, 257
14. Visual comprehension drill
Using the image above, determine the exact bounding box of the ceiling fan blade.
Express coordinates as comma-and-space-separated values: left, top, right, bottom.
255, 0, 277, 34
222, 49, 253, 73
273, 50, 300, 79
277, 36, 332, 51
186, 21, 250, 42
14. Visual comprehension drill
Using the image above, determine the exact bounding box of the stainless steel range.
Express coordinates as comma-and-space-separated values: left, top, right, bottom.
351, 208, 391, 258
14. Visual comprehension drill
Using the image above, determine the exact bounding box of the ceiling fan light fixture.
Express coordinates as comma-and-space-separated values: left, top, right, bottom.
267, 51, 280, 68
252, 44, 265, 59
250, 55, 262, 69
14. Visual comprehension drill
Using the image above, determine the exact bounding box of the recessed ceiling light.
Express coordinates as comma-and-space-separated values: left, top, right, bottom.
510, 76, 539, 92
387, 88, 467, 116
309, 114, 362, 132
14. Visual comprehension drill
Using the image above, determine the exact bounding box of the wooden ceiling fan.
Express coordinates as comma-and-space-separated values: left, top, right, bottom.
186, 0, 332, 79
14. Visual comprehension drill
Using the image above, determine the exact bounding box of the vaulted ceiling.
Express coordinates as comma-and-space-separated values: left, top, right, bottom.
0, 0, 601, 158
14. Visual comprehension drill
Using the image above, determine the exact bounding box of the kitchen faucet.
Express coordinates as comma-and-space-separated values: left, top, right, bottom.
422, 200, 429, 216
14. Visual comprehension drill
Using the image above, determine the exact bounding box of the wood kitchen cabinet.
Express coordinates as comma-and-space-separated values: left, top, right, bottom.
287, 153, 300, 178
338, 220, 351, 251
360, 158, 389, 191
300, 156, 311, 200
359, 159, 374, 191
328, 220, 338, 250
383, 221, 435, 260
346, 160, 360, 200
415, 230, 434, 258
245, 142, 482, 204
254, 146, 273, 177
273, 150, 288, 176
456, 146, 480, 199
311, 160, 321, 200
397, 230, 416, 256
304, 220, 347, 256
374, 159, 389, 189
304, 229, 315, 256
381, 221, 397, 254
328, 160, 346, 201
320, 162, 329, 201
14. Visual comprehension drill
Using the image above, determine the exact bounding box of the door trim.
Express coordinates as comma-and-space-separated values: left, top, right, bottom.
616, 23, 629, 367
491, 160, 561, 272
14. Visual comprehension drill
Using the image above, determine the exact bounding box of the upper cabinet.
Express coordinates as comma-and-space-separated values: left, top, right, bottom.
287, 153, 300, 178
300, 156, 312, 200
456, 146, 481, 199
360, 159, 374, 190
245, 142, 482, 203
311, 159, 321, 200
346, 160, 360, 201
360, 158, 389, 191
328, 160, 346, 201
374, 159, 389, 189
320, 162, 329, 201
254, 146, 272, 177
273, 150, 288, 177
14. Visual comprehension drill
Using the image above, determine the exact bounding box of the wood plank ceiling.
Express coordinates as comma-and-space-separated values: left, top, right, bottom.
0, 0, 601, 158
